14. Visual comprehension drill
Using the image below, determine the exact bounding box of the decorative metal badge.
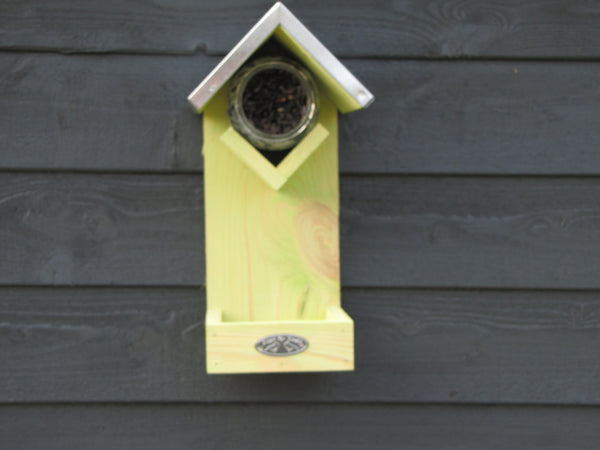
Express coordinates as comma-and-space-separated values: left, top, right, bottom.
255, 334, 309, 356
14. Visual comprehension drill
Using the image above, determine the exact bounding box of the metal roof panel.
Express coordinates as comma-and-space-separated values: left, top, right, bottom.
187, 2, 374, 113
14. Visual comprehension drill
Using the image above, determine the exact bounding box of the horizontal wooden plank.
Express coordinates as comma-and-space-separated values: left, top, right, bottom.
2, 287, 600, 404
0, 53, 205, 172
4, 52, 600, 174
0, 174, 203, 286
2, 0, 600, 58
3, 174, 600, 288
3, 403, 600, 450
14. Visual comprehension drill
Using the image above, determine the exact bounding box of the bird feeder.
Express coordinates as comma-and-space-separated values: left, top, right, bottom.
188, 2, 373, 374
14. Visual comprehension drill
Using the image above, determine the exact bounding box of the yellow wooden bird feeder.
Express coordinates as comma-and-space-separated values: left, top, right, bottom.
188, 2, 374, 374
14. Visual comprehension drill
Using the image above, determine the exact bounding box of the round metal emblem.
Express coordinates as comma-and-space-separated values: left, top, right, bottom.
255, 334, 309, 356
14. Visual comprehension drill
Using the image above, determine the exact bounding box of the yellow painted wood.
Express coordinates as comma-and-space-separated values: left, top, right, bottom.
204, 88, 340, 322
203, 83, 353, 373
206, 306, 353, 373
221, 127, 288, 190
277, 123, 330, 179
220, 123, 330, 191
273, 26, 363, 113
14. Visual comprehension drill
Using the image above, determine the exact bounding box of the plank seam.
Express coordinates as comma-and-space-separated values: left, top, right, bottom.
3, 46, 600, 62
0, 44, 600, 64
6, 168, 600, 179
0, 401, 598, 407
3, 285, 600, 294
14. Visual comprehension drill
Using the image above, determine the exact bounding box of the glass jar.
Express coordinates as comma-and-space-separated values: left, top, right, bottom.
228, 57, 319, 151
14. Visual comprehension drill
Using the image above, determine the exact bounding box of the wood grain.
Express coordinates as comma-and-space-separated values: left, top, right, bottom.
0, 174, 203, 286
3, 173, 600, 289
204, 90, 340, 322
2, 287, 600, 403
3, 404, 600, 450
2, 0, 600, 58
206, 307, 353, 373
340, 176, 600, 289
202, 91, 352, 373
0, 52, 206, 172
4, 52, 600, 174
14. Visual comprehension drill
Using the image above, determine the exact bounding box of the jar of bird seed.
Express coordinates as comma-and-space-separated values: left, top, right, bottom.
228, 57, 319, 151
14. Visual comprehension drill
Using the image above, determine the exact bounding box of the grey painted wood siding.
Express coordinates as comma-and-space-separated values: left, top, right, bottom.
1, 1, 599, 448
2, 287, 600, 404
2, 174, 600, 288
3, 0, 600, 58
3, 404, 600, 450
4, 54, 600, 174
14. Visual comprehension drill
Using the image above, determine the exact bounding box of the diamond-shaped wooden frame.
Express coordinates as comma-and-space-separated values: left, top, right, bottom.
220, 122, 330, 190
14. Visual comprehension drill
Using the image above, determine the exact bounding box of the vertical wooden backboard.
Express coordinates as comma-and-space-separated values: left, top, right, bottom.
202, 87, 353, 373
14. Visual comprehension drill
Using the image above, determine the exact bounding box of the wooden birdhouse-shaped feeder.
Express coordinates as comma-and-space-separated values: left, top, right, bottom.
188, 2, 373, 374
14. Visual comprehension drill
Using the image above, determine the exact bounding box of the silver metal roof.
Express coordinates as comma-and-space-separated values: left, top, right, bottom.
187, 2, 374, 113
